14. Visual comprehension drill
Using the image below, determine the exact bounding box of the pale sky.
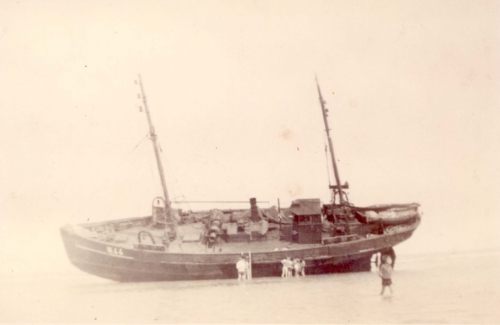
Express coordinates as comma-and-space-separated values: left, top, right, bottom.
1, 1, 499, 274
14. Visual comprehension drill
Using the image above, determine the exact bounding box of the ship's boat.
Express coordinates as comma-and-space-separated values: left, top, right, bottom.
60, 76, 420, 282
353, 203, 420, 226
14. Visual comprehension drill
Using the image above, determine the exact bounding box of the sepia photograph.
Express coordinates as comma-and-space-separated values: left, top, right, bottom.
1, 0, 499, 323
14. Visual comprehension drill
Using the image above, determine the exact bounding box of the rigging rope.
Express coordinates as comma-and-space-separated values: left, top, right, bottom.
333, 118, 399, 188
156, 139, 193, 213
77, 133, 150, 215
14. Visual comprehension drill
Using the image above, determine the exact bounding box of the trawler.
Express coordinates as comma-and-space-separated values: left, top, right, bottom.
60, 77, 420, 282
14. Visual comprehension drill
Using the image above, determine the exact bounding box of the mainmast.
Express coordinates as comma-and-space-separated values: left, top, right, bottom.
137, 75, 173, 222
315, 76, 347, 205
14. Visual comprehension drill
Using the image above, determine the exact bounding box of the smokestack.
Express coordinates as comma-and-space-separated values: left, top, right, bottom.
250, 198, 259, 222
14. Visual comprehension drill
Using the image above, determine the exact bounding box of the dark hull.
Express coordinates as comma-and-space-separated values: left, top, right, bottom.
60, 218, 419, 282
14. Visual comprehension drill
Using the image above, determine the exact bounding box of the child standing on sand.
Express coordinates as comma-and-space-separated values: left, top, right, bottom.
379, 256, 393, 295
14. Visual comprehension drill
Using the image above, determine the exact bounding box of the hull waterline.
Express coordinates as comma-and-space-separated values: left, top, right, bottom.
60, 218, 419, 282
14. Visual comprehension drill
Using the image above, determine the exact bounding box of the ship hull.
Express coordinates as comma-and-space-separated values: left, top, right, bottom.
60, 219, 418, 282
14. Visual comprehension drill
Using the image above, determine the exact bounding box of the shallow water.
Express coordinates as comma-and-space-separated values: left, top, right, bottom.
1, 250, 499, 323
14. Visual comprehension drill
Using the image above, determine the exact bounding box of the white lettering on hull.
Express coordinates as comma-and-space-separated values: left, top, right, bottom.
76, 244, 134, 260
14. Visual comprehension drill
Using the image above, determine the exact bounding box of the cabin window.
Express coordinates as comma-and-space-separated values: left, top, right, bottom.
311, 215, 321, 223
294, 215, 321, 224
298, 215, 310, 223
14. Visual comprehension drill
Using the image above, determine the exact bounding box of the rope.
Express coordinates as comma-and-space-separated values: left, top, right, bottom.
156, 138, 194, 213
333, 119, 399, 187
173, 180, 192, 212
77, 133, 150, 213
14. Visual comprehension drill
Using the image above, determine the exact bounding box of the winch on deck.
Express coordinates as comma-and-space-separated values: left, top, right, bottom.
207, 210, 223, 244
206, 198, 270, 244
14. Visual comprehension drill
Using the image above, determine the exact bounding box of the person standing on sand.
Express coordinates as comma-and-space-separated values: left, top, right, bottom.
281, 256, 292, 277
293, 258, 306, 277
236, 255, 247, 282
293, 258, 301, 277
379, 256, 393, 295
245, 256, 251, 280
286, 257, 294, 277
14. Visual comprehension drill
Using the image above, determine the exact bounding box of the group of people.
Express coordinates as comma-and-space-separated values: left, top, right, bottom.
236, 255, 306, 281
281, 256, 305, 277
236, 251, 393, 294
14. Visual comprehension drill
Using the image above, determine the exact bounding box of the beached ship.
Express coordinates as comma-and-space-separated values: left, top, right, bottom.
60, 77, 420, 282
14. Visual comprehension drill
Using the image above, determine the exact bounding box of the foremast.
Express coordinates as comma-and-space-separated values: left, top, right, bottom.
315, 76, 348, 205
137, 75, 174, 225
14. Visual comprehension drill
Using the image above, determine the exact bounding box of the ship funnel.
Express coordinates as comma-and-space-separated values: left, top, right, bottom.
250, 198, 260, 222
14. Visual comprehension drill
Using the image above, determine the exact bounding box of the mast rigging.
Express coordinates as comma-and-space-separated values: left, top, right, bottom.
137, 75, 174, 224
315, 76, 348, 205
